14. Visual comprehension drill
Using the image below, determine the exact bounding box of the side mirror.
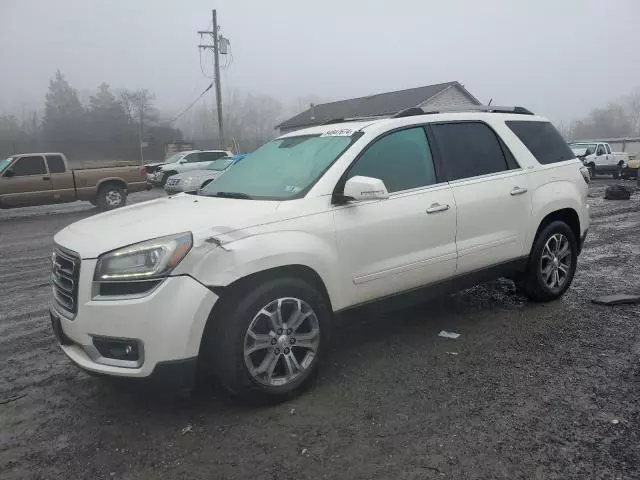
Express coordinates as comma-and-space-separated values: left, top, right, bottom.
343, 175, 389, 202
3, 169, 14, 178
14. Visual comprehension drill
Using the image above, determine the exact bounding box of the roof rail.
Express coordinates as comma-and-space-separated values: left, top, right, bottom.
392, 105, 534, 118
422, 105, 534, 115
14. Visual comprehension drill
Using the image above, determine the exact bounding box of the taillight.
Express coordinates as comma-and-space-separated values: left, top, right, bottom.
579, 166, 590, 184
140, 167, 146, 177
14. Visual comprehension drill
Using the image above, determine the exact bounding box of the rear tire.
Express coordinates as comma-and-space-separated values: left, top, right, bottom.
202, 276, 331, 403
519, 221, 578, 302
96, 184, 127, 210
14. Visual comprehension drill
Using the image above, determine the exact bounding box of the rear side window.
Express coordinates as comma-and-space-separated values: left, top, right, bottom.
12, 156, 47, 176
348, 127, 436, 192
46, 155, 66, 173
200, 151, 228, 162
506, 121, 575, 165
430, 122, 510, 181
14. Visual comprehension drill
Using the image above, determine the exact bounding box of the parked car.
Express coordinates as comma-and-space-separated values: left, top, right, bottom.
164, 154, 248, 195
0, 152, 148, 209
569, 142, 630, 178
148, 150, 233, 186
50, 106, 589, 401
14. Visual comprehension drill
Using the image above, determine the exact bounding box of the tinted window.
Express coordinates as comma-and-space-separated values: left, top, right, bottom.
201, 151, 228, 162
184, 153, 201, 163
46, 155, 66, 173
12, 156, 47, 176
605, 144, 612, 154
506, 121, 576, 165
200, 151, 228, 162
596, 145, 606, 156
348, 127, 436, 193
431, 122, 508, 181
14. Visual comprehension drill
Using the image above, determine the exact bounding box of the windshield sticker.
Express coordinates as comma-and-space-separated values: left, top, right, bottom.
321, 128, 356, 137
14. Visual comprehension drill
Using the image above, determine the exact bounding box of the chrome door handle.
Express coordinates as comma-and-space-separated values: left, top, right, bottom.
510, 186, 527, 196
426, 203, 450, 214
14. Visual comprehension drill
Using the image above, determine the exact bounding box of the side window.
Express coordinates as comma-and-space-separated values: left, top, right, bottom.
46, 155, 66, 173
201, 152, 228, 162
184, 153, 201, 163
505, 121, 575, 165
12, 156, 47, 176
605, 144, 612, 154
596, 144, 606, 156
348, 127, 437, 193
431, 122, 509, 181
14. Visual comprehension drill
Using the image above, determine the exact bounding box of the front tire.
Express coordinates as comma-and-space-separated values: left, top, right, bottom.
204, 276, 331, 402
519, 221, 578, 302
96, 184, 127, 210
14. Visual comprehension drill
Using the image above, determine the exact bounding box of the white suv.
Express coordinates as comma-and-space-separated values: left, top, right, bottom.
50, 107, 590, 400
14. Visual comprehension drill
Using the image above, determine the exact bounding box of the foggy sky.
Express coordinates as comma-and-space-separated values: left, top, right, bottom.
2, 0, 640, 125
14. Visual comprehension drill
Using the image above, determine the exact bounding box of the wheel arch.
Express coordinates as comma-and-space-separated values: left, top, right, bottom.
532, 208, 581, 253
96, 178, 127, 193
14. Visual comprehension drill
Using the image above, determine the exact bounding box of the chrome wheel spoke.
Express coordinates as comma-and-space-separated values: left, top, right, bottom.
542, 244, 554, 261
294, 329, 319, 350
558, 263, 569, 275
245, 332, 274, 355
244, 297, 320, 388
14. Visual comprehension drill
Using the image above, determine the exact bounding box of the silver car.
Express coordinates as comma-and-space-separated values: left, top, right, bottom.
164, 158, 235, 195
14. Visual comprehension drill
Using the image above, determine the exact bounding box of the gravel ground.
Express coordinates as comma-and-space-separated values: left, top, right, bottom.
1, 179, 639, 480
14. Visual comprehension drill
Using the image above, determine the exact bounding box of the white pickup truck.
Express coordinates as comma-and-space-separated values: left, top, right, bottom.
569, 142, 630, 178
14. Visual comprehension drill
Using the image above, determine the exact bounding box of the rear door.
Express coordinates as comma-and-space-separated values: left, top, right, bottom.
333, 126, 457, 306
429, 121, 531, 274
46, 154, 76, 203
0, 155, 53, 207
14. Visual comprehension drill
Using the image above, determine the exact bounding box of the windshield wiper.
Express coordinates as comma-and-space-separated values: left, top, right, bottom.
204, 191, 253, 199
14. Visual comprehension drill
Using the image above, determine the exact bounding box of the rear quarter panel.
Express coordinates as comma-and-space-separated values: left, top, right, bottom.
525, 161, 589, 251
74, 166, 146, 199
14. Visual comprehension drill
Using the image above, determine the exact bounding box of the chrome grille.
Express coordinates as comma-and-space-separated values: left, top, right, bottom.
51, 247, 80, 316
166, 178, 180, 186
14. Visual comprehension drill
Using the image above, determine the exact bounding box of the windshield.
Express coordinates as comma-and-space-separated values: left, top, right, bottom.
0, 157, 13, 173
570, 143, 596, 155
201, 134, 355, 200
165, 153, 185, 164
206, 158, 233, 171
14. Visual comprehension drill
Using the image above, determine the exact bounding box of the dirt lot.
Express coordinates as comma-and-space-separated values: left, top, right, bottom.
1, 179, 639, 479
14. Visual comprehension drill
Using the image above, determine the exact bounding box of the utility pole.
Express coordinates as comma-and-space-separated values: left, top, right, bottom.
198, 9, 227, 149
139, 99, 144, 164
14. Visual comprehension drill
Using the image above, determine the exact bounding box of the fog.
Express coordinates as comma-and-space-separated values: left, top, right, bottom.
2, 0, 640, 125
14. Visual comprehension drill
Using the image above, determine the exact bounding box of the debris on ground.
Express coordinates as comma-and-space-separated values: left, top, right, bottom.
438, 330, 461, 339
0, 394, 26, 405
446, 352, 459, 356
611, 419, 620, 425
301, 448, 308, 455
181, 425, 193, 435
289, 408, 296, 415
592, 294, 640, 306
604, 185, 632, 200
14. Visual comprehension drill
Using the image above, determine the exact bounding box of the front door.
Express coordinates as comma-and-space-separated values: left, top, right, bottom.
0, 155, 53, 207
333, 126, 457, 307
429, 121, 532, 274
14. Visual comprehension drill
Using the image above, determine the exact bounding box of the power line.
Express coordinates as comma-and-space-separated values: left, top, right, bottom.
168, 81, 214, 124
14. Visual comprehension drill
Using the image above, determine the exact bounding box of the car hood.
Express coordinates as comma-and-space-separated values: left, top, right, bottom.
145, 162, 165, 168
54, 195, 281, 258
170, 169, 222, 182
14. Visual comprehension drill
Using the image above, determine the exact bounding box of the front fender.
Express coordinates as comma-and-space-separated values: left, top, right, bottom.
178, 230, 344, 309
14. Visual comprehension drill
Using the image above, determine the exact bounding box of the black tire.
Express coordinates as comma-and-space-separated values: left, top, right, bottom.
613, 164, 623, 179
96, 183, 127, 210
519, 221, 578, 302
203, 276, 332, 403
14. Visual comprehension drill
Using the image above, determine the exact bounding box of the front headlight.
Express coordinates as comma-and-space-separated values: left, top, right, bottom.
94, 232, 192, 282
182, 177, 194, 188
